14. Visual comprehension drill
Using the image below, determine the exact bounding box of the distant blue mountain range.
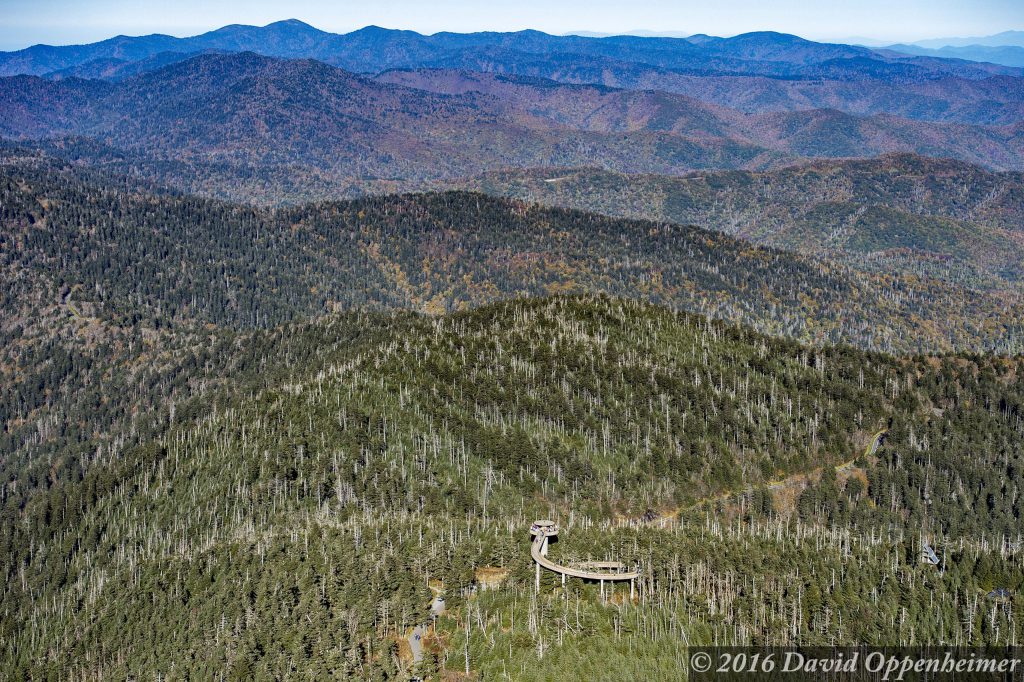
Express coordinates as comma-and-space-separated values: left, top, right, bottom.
883, 43, 1024, 68
1, 19, 1020, 81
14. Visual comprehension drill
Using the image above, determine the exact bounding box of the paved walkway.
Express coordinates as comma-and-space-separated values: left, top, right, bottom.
409, 596, 445, 663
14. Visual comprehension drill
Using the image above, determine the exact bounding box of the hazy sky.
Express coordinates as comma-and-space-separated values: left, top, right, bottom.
1, 0, 1022, 50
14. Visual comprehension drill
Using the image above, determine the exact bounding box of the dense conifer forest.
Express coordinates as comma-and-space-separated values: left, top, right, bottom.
2, 292, 1022, 678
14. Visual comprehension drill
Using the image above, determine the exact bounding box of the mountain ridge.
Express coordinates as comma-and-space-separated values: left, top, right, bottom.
4, 20, 1019, 82
5, 52, 1024, 205
4, 151, 1024, 353
441, 153, 1024, 292
4, 291, 1023, 677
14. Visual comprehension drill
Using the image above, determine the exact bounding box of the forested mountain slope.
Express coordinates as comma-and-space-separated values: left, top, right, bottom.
0, 53, 783, 191
419, 59, 1024, 126
447, 154, 1024, 293
4, 153, 1023, 353
3, 296, 1022, 678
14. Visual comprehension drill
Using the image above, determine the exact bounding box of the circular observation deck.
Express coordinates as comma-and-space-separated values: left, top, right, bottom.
530, 520, 559, 537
